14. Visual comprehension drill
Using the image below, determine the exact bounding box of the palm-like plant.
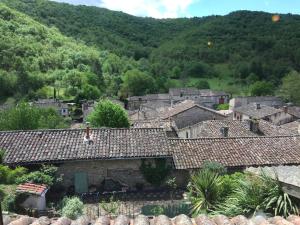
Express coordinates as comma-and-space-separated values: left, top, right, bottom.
260, 171, 298, 217
215, 176, 265, 217
215, 171, 299, 218
187, 169, 223, 215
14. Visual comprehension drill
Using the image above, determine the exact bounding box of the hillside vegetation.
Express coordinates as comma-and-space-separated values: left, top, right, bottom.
1, 0, 300, 100
0, 3, 149, 101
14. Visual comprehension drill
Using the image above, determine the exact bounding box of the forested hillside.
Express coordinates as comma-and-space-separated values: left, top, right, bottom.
1, 0, 300, 101
0, 3, 153, 101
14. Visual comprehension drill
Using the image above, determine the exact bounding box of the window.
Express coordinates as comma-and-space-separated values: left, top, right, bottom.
186, 132, 189, 138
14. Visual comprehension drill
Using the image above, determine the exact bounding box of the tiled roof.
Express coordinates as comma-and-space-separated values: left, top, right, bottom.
161, 100, 225, 120
281, 121, 300, 135
132, 119, 177, 132
196, 120, 258, 137
169, 88, 228, 97
128, 94, 170, 101
0, 128, 171, 165
287, 106, 300, 118
16, 183, 48, 195
169, 88, 199, 96
170, 135, 300, 169
234, 103, 283, 119
195, 120, 293, 138
5, 214, 300, 225
259, 120, 296, 136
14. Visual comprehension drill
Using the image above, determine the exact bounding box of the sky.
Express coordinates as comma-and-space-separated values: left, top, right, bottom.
53, 0, 300, 18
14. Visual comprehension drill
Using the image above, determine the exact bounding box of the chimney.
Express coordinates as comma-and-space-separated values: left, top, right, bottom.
256, 103, 261, 110
86, 122, 90, 139
220, 127, 229, 137
249, 119, 259, 133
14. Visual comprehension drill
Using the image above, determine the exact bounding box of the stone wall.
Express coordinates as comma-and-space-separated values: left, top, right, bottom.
57, 159, 188, 189
171, 106, 225, 130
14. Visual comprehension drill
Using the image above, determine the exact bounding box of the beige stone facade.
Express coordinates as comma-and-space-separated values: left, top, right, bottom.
57, 159, 189, 189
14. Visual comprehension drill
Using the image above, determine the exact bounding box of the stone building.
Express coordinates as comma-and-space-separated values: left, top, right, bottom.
169, 88, 229, 108
229, 96, 284, 110
32, 99, 69, 117
1, 128, 300, 194
161, 100, 227, 138
0, 128, 183, 193
127, 88, 229, 110
179, 119, 294, 139
233, 103, 294, 125
16, 183, 48, 211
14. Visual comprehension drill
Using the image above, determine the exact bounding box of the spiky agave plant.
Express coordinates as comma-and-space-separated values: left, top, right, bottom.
214, 175, 266, 217
187, 169, 223, 215
260, 171, 299, 217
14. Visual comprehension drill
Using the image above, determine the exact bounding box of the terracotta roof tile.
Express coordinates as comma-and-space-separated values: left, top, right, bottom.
170, 135, 300, 169
183, 119, 293, 138
234, 103, 283, 119
0, 128, 171, 165
16, 183, 48, 195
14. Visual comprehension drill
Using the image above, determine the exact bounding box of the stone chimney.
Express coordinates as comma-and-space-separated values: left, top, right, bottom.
86, 122, 90, 139
220, 127, 229, 137
248, 119, 260, 133
84, 122, 93, 145
256, 103, 261, 110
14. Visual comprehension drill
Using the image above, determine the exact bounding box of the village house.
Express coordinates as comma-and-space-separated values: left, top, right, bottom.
0, 128, 181, 193
169, 88, 229, 108
229, 96, 284, 110
160, 100, 227, 138
169, 135, 300, 170
127, 88, 230, 110
32, 99, 69, 117
16, 183, 48, 211
1, 128, 300, 194
233, 103, 294, 125
281, 120, 300, 135
180, 119, 295, 139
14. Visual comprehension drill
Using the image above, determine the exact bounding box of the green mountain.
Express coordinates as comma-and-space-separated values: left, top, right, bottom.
0, 3, 145, 101
1, 0, 300, 99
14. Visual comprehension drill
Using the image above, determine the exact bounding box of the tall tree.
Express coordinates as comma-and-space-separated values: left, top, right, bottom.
280, 71, 300, 105
87, 100, 130, 128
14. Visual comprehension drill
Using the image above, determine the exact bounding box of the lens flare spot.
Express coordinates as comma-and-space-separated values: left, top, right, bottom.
272, 15, 280, 22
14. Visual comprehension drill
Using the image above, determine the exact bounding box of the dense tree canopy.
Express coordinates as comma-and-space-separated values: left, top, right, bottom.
87, 100, 130, 128
249, 81, 274, 96
0, 102, 69, 130
280, 71, 300, 105
1, 0, 300, 100
120, 69, 156, 98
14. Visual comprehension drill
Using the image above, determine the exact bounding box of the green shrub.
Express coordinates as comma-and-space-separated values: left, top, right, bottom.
140, 159, 171, 187
16, 165, 61, 187
6, 167, 27, 184
0, 165, 10, 183
0, 164, 27, 184
216, 103, 229, 110
61, 197, 84, 219
0, 186, 5, 200
215, 172, 298, 218
2, 194, 16, 212
0, 150, 5, 163
202, 161, 227, 175
99, 196, 120, 215
188, 169, 223, 215
219, 172, 246, 200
